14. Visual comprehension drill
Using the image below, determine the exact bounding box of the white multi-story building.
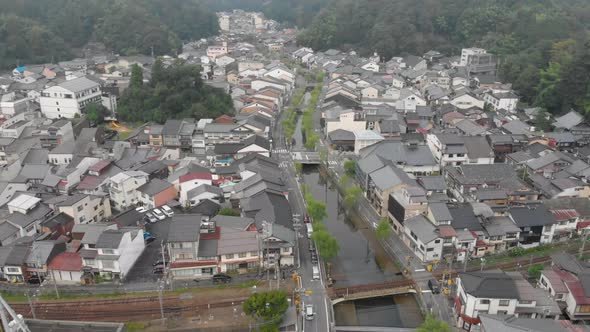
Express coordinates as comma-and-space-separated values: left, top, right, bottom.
40, 77, 101, 119
108, 171, 149, 210
460, 48, 487, 66
95, 228, 145, 280
455, 271, 560, 331
53, 194, 112, 224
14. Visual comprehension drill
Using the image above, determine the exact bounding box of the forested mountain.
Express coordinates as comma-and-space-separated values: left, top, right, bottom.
0, 0, 218, 68
117, 60, 233, 124
201, 0, 329, 28
298, 0, 590, 115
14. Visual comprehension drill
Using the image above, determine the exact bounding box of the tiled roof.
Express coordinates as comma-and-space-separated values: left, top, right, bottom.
48, 252, 82, 271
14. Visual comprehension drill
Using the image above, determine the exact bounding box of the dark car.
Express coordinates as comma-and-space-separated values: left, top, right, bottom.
153, 266, 165, 274
152, 260, 169, 267
212, 274, 232, 283
428, 279, 440, 294
28, 275, 43, 285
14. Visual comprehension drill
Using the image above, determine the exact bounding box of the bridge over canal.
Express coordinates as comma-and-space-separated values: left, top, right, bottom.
329, 279, 417, 305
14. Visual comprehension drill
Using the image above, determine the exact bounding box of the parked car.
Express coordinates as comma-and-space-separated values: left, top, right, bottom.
143, 232, 153, 239
161, 205, 174, 217
428, 279, 440, 294
135, 206, 147, 213
304, 214, 310, 224
28, 275, 43, 285
152, 209, 166, 220
212, 274, 232, 283
153, 260, 169, 267
305, 304, 315, 320
153, 266, 165, 274
144, 212, 158, 223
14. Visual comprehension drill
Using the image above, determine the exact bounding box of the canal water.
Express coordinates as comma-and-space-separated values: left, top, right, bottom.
301, 168, 423, 328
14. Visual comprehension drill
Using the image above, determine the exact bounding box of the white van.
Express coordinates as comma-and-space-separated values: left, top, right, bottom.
306, 223, 314, 238
312, 266, 320, 280
305, 304, 315, 320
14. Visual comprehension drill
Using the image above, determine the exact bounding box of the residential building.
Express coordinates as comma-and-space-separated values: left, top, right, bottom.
40, 77, 101, 119
136, 178, 176, 209
454, 271, 560, 331
95, 228, 145, 280
48, 194, 112, 224
108, 171, 149, 211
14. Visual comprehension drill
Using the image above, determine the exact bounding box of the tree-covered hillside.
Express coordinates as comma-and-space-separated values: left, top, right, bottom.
298, 0, 590, 116
0, 0, 219, 68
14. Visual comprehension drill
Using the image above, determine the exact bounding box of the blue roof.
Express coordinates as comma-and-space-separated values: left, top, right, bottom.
15, 66, 26, 73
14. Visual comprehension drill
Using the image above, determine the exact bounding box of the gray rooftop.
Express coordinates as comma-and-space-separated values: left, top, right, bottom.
404, 214, 439, 244
168, 214, 202, 242
459, 271, 518, 299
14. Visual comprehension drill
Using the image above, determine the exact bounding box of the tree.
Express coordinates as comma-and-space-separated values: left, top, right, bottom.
243, 290, 288, 325
416, 314, 451, 332
343, 185, 362, 208
375, 219, 391, 240
343, 160, 356, 176
218, 208, 241, 217
130, 64, 144, 88
294, 162, 303, 174
306, 199, 327, 223
533, 108, 552, 132
528, 264, 544, 280
85, 103, 110, 125
311, 229, 339, 260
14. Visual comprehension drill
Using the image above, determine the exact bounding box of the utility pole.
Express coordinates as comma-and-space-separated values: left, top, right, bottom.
580, 229, 588, 259
158, 279, 165, 326
50, 270, 60, 299
25, 290, 36, 319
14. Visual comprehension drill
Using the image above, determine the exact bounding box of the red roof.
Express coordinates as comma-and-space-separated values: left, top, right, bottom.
577, 220, 590, 230
88, 160, 112, 173
48, 252, 82, 271
551, 209, 580, 221
170, 260, 217, 269
215, 115, 234, 124
439, 226, 457, 238
77, 175, 103, 190
179, 172, 213, 183
566, 280, 590, 304
200, 227, 221, 240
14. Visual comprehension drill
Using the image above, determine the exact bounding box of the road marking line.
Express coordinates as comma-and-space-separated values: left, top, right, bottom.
324, 297, 330, 332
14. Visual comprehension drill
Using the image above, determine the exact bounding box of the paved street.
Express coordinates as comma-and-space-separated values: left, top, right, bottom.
271, 76, 331, 332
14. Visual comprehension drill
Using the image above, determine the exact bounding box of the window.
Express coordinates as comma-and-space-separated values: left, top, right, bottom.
225, 254, 234, 259
77, 205, 83, 212
250, 251, 258, 256
426, 248, 434, 252
479, 299, 490, 305
434, 239, 441, 244
238, 253, 247, 258
102, 249, 115, 255
79, 216, 86, 223
101, 261, 115, 269
6, 267, 19, 273
85, 259, 95, 266
499, 300, 510, 306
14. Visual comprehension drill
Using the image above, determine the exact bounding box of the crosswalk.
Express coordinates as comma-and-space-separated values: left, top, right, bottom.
328, 160, 337, 165
279, 161, 289, 168
272, 149, 289, 154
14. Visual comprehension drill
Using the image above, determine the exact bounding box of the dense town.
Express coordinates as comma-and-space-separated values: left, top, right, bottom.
0, 6, 589, 332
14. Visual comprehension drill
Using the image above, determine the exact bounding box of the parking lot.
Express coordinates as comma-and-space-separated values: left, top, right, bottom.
121, 208, 174, 283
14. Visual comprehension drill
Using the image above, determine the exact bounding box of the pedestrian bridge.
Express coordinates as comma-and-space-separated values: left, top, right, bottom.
291, 151, 321, 164
329, 279, 417, 305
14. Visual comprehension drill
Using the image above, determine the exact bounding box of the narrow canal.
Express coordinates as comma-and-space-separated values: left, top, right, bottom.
301, 168, 423, 328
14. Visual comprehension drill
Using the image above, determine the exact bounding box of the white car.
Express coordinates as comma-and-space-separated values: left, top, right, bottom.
305, 304, 315, 321
135, 206, 147, 213
161, 205, 174, 217
152, 209, 166, 220
145, 212, 158, 223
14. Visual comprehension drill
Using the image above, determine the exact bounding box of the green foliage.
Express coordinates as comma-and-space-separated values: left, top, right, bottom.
294, 162, 303, 174
306, 197, 327, 223
118, 60, 232, 123
85, 103, 110, 125
375, 219, 392, 240
528, 264, 544, 280
509, 247, 526, 257
243, 290, 288, 323
0, 0, 219, 68
344, 160, 356, 176
417, 314, 451, 332
343, 185, 362, 208
218, 208, 241, 217
533, 109, 553, 132
311, 228, 340, 260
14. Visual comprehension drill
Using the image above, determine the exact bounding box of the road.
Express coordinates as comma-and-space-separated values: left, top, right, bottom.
271, 76, 331, 332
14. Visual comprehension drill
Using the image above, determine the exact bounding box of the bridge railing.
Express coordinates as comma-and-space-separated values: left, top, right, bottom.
330, 279, 416, 299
